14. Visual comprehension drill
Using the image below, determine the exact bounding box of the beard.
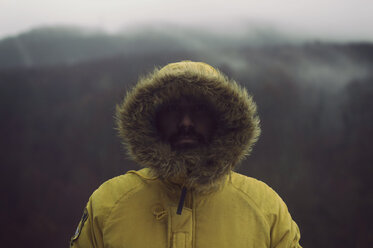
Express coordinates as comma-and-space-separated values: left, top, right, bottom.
168, 127, 206, 150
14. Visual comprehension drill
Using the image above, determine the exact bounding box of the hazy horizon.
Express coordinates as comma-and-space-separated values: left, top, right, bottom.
1, 0, 372, 42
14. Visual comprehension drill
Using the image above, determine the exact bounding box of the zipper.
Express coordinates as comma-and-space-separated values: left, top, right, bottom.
176, 186, 195, 214
176, 186, 187, 215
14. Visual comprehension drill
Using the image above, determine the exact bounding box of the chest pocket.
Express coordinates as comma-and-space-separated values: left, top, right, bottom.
168, 207, 193, 248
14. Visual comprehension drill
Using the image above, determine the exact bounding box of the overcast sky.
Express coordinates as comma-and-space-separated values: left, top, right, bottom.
1, 0, 372, 41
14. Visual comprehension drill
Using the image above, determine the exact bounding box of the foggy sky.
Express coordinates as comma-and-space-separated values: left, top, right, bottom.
1, 0, 372, 41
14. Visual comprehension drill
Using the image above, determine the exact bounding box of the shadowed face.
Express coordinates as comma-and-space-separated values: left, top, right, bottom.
155, 96, 217, 150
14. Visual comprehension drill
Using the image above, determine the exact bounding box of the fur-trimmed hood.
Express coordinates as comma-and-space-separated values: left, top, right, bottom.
115, 61, 260, 192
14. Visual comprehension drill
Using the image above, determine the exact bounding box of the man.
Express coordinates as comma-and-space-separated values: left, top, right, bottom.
70, 61, 302, 247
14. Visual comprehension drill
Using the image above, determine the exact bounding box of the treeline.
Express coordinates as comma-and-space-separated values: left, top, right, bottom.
0, 30, 372, 247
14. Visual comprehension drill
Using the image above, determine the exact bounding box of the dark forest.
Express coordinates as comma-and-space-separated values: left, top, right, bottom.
0, 26, 372, 247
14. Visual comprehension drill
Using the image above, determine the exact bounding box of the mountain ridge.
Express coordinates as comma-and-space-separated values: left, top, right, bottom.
1, 25, 372, 70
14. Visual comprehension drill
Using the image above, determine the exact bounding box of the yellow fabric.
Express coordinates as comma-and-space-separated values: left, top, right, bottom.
71, 168, 301, 248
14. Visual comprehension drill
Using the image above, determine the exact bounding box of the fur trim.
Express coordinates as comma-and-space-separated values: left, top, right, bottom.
115, 61, 260, 193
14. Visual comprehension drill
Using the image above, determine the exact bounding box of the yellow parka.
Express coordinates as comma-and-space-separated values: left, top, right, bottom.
70, 61, 302, 247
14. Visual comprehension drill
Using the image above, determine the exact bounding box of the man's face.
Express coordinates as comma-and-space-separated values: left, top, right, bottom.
155, 96, 217, 150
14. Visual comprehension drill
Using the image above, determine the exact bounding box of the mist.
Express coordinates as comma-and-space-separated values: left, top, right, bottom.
1, 0, 373, 42
0, 25, 372, 247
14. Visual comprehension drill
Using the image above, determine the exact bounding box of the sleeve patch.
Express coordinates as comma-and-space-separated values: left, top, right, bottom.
70, 208, 89, 246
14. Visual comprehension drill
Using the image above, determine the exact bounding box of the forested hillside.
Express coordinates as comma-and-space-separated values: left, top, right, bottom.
0, 26, 372, 247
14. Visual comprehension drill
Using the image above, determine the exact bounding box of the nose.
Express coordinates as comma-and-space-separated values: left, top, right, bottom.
179, 112, 194, 128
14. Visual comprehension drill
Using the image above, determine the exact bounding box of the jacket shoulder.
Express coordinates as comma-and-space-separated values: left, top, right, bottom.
230, 172, 302, 247
88, 170, 146, 218
230, 172, 285, 214
71, 170, 146, 247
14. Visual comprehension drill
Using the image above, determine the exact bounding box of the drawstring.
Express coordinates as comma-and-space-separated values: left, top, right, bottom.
176, 186, 187, 215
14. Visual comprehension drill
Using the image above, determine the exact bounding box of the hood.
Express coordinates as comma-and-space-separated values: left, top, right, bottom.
115, 61, 260, 193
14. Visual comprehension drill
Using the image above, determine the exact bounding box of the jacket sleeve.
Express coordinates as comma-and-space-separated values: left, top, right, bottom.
268, 192, 302, 248
70, 197, 104, 248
